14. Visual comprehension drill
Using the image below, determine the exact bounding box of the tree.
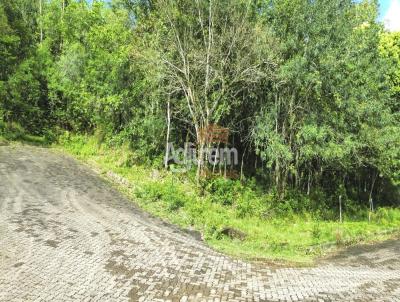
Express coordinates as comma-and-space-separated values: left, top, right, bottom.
0, 4, 20, 81
253, 0, 397, 200
143, 0, 276, 178
380, 32, 400, 115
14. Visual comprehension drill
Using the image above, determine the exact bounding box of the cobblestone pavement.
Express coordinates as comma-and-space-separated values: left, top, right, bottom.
0, 146, 399, 302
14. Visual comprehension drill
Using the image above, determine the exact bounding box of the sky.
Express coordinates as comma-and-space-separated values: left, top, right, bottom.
380, 0, 400, 31
379, 0, 392, 19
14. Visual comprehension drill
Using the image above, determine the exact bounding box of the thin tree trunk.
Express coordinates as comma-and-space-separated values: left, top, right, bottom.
39, 0, 43, 43
212, 142, 220, 174
240, 145, 247, 182
196, 139, 205, 182
368, 172, 378, 222
61, 0, 65, 51
164, 98, 171, 169
224, 153, 227, 178
369, 172, 377, 210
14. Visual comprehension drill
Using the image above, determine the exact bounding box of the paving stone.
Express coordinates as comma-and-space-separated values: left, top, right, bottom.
0, 146, 399, 302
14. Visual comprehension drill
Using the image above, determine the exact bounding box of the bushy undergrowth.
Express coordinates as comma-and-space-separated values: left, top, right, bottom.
56, 134, 400, 263
136, 181, 189, 212
0, 120, 52, 145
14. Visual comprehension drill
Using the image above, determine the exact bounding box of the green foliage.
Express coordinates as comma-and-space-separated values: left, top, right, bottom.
250, 0, 400, 204
0, 4, 20, 81
235, 190, 263, 218
373, 207, 400, 224
0, 120, 50, 145
0, 121, 26, 141
205, 178, 243, 206
2, 47, 53, 134
136, 181, 188, 212
380, 32, 400, 113
57, 132, 100, 157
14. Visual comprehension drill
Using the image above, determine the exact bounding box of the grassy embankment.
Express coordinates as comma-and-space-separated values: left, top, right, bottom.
55, 133, 400, 264
1, 124, 399, 264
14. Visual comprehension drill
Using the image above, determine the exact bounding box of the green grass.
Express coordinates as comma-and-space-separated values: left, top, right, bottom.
55, 133, 400, 264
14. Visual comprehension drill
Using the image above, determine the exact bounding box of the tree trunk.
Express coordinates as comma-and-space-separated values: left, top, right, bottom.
164, 98, 171, 169
39, 0, 43, 43
60, 0, 65, 51
368, 172, 378, 222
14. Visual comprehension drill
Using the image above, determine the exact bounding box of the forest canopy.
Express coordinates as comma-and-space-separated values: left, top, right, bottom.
1, 0, 399, 209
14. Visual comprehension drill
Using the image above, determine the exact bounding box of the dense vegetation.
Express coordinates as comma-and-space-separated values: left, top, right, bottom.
1, 0, 399, 261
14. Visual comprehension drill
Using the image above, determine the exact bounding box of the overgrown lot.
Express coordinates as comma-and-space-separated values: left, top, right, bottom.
56, 134, 400, 264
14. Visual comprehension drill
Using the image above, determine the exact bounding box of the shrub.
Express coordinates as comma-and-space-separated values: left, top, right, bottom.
206, 177, 243, 206
136, 181, 188, 212
374, 207, 400, 224
235, 190, 262, 218
162, 184, 187, 211
311, 223, 322, 240
0, 122, 26, 140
